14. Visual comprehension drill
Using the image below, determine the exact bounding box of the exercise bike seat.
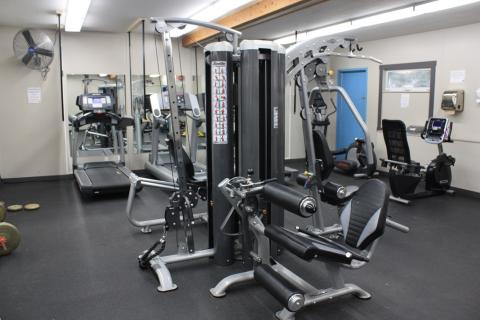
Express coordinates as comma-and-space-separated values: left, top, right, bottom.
334, 159, 358, 174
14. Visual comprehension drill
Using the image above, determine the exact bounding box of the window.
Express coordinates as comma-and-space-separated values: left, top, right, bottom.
384, 68, 431, 92
377, 61, 436, 129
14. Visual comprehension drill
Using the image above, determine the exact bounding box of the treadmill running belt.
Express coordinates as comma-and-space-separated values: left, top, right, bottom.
85, 166, 130, 187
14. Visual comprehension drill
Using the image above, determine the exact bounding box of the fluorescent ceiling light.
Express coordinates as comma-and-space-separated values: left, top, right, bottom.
307, 22, 358, 39
98, 73, 108, 77
352, 7, 419, 28
415, 0, 480, 14
274, 32, 307, 45
149, 74, 161, 78
65, 0, 91, 32
275, 0, 480, 45
169, 0, 255, 37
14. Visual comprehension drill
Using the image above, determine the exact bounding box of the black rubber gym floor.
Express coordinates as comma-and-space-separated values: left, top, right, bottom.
1, 171, 479, 320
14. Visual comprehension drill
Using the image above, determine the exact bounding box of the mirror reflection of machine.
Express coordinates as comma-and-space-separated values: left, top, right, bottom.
145, 90, 207, 182
70, 74, 127, 152
69, 93, 138, 196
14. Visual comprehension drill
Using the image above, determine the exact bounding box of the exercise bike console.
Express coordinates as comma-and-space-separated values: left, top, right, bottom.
422, 117, 452, 144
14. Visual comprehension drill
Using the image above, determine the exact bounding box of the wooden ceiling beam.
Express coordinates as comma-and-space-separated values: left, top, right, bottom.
182, 0, 327, 47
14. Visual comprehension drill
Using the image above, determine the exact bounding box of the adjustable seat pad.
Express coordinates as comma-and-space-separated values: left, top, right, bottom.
340, 179, 389, 250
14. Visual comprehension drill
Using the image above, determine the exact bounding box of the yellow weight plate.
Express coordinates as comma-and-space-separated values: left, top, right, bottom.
0, 202, 5, 222
7, 204, 23, 212
24, 203, 40, 211
0, 222, 21, 256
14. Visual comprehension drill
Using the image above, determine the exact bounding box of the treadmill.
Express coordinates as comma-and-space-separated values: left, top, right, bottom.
70, 93, 136, 196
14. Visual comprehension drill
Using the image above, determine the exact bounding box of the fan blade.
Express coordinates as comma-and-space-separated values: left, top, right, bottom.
22, 52, 34, 65
22, 30, 36, 48
34, 48, 53, 57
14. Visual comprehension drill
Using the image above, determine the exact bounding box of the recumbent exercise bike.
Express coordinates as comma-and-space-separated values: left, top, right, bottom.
381, 117, 455, 205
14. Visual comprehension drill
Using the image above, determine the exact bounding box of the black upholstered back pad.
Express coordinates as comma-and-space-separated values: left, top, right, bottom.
312, 128, 334, 179
382, 119, 411, 163
340, 179, 389, 250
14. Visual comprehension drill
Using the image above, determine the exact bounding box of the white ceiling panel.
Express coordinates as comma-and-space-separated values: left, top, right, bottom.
0, 0, 479, 43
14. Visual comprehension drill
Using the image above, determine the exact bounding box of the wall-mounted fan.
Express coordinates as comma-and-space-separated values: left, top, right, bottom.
13, 29, 54, 78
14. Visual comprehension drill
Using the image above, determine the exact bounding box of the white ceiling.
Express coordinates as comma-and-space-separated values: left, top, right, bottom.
0, 0, 217, 31
1, 0, 480, 43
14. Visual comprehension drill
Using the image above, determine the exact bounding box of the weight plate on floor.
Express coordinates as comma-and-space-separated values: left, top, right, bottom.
0, 222, 21, 256
24, 203, 40, 211
0, 202, 5, 222
7, 204, 23, 212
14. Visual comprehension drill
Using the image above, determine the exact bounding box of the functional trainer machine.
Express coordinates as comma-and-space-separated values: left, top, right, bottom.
135, 18, 292, 291
381, 117, 456, 204
70, 93, 137, 196
134, 19, 241, 291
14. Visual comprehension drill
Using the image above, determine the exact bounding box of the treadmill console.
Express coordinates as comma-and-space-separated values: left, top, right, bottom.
76, 93, 114, 113
422, 117, 452, 144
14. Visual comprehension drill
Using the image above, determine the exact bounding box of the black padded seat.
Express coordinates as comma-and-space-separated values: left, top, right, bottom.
340, 179, 389, 250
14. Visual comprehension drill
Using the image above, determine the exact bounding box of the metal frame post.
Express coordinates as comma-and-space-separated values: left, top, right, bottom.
205, 42, 235, 266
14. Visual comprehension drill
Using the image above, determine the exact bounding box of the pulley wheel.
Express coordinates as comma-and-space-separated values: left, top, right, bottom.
24, 203, 40, 211
7, 204, 23, 212
0, 222, 21, 256
0, 201, 6, 222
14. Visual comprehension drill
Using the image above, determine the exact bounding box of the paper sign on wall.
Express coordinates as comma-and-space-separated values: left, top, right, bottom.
400, 93, 410, 108
450, 70, 465, 84
27, 87, 41, 104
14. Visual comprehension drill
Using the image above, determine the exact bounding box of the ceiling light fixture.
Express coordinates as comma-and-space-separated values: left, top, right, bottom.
352, 7, 419, 28
274, 32, 307, 45
65, 0, 92, 32
169, 0, 255, 38
274, 0, 480, 45
415, 0, 480, 14
307, 22, 358, 39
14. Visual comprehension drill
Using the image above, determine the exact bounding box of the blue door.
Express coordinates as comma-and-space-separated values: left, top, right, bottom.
336, 69, 368, 154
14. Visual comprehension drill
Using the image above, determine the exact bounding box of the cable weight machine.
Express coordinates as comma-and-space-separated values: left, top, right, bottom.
137, 17, 291, 291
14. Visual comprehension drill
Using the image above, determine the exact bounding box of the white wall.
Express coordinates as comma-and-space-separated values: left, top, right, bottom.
0, 26, 65, 179
329, 22, 480, 192
0, 26, 198, 178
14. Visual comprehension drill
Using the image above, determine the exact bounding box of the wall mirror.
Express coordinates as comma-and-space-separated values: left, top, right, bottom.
66, 73, 127, 158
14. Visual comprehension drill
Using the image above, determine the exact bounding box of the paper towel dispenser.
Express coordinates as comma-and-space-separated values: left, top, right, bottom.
441, 90, 464, 114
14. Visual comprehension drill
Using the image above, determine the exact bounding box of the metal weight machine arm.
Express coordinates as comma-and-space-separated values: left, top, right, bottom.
285, 37, 381, 81
150, 17, 242, 53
